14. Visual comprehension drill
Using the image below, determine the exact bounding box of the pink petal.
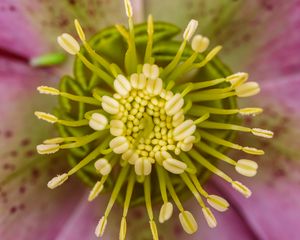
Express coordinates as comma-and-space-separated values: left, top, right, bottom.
0, 57, 85, 240
146, 0, 300, 82
0, 0, 127, 58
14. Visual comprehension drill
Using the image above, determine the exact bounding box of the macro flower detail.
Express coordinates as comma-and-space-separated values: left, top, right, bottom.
33, 0, 274, 239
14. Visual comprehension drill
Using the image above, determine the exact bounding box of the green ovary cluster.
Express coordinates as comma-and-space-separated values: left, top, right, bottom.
35, 1, 273, 239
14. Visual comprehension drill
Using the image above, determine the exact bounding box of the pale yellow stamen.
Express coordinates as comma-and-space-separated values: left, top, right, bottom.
191, 34, 210, 53
36, 144, 60, 154
235, 159, 258, 177
57, 33, 80, 55
89, 113, 108, 131
235, 82, 260, 97
47, 173, 68, 189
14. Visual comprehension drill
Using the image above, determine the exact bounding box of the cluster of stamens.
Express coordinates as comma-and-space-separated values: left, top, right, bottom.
35, 0, 273, 239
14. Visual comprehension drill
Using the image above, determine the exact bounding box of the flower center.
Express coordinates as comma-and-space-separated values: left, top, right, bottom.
35, 0, 273, 239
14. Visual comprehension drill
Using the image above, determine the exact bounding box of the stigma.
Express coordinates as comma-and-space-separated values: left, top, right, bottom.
35, 0, 273, 239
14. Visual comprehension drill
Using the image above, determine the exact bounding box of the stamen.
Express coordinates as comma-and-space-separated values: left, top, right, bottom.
37, 86, 60, 95
251, 128, 274, 138
89, 113, 108, 131
191, 34, 210, 53
189, 149, 252, 197
144, 176, 159, 240
57, 33, 80, 55
37, 86, 101, 105
179, 211, 198, 234
135, 157, 152, 176
109, 136, 129, 154
163, 170, 198, 234
144, 14, 154, 64
194, 113, 210, 125
47, 174, 68, 189
124, 0, 138, 74
95, 165, 130, 237
173, 120, 196, 141
161, 19, 198, 79
165, 93, 184, 116
34, 111, 58, 123
235, 159, 258, 177
36, 144, 59, 154
226, 72, 248, 87
183, 19, 198, 41
162, 158, 187, 174
101, 96, 120, 115
94, 158, 112, 175
110, 120, 125, 136
235, 82, 260, 97
114, 75, 132, 97
202, 207, 217, 228
159, 202, 174, 223
120, 169, 135, 240
88, 177, 106, 201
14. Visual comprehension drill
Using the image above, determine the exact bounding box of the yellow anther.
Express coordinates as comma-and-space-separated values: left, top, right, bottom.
57, 33, 80, 55
47, 173, 68, 189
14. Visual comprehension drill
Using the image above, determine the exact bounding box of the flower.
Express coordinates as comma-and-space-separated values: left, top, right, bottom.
0, 0, 298, 240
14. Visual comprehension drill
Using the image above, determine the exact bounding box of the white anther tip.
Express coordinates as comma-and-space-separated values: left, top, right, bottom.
179, 211, 198, 234
162, 158, 187, 174
192, 34, 210, 53
36, 144, 60, 154
251, 128, 274, 138
226, 72, 249, 87
47, 173, 68, 189
236, 82, 260, 97
124, 0, 133, 17
202, 207, 217, 228
235, 159, 258, 177
94, 158, 112, 175
159, 202, 174, 223
37, 86, 60, 95
74, 19, 86, 41
89, 113, 108, 131
183, 19, 198, 41
109, 136, 129, 154
34, 111, 58, 123
95, 216, 107, 237
57, 33, 80, 55
101, 96, 120, 115
207, 195, 229, 212
232, 181, 252, 198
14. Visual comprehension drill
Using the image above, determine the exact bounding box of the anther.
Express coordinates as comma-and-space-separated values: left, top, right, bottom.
110, 120, 124, 136
183, 19, 198, 41
235, 159, 258, 177
109, 136, 129, 154
57, 33, 80, 55
251, 128, 274, 138
36, 144, 60, 154
159, 202, 174, 223
114, 75, 132, 97
179, 211, 198, 234
37, 86, 60, 95
47, 173, 68, 189
89, 113, 108, 131
94, 158, 112, 175
162, 158, 187, 174
235, 82, 260, 97
191, 35, 210, 53
101, 96, 120, 115
34, 111, 58, 123
226, 72, 248, 87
